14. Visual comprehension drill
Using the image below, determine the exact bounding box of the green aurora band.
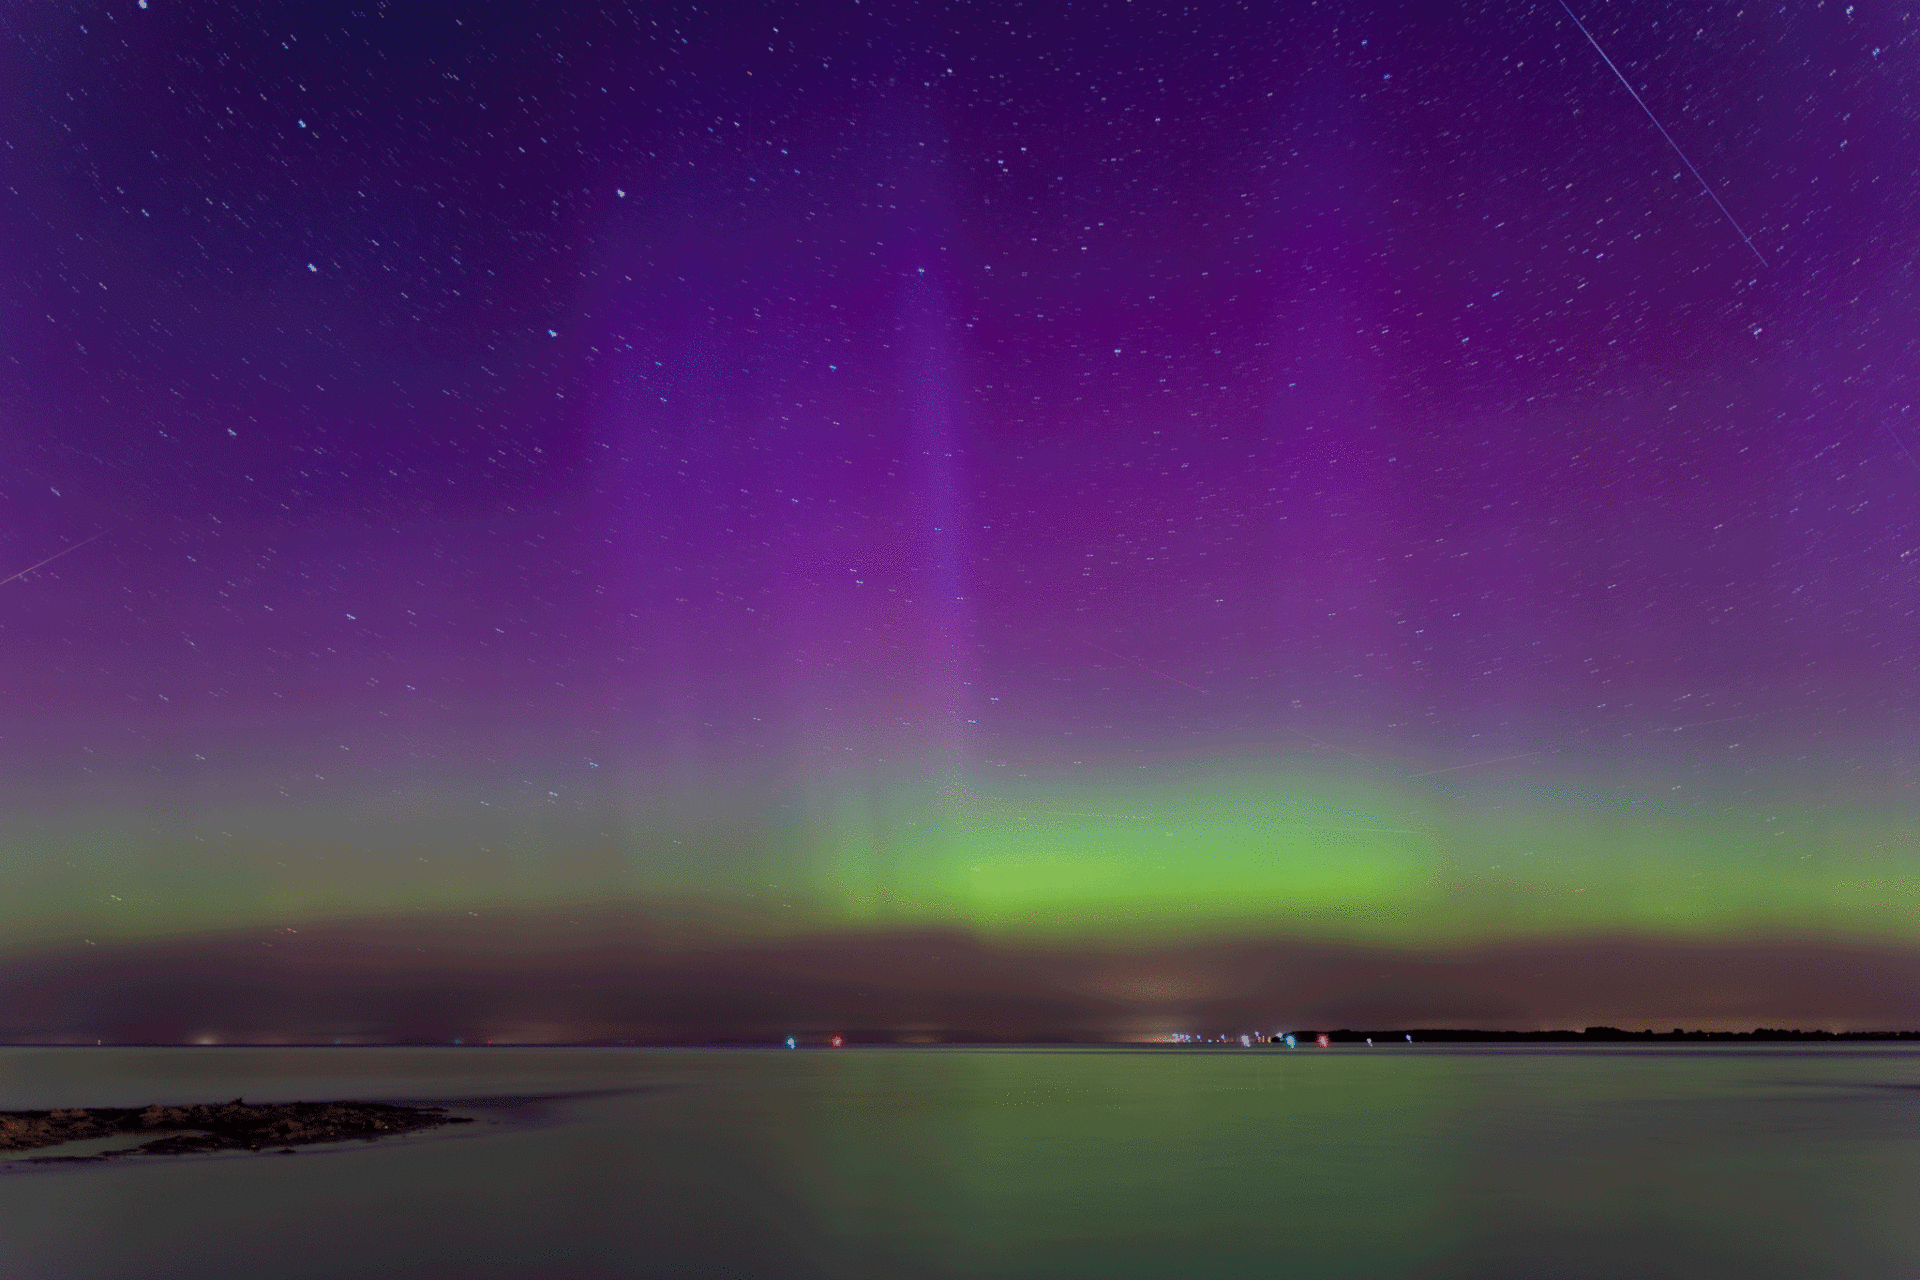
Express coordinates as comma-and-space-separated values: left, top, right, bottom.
806, 758, 1918, 945
7, 751, 1914, 958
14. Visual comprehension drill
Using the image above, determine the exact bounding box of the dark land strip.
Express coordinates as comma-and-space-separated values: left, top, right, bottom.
0, 1099, 473, 1164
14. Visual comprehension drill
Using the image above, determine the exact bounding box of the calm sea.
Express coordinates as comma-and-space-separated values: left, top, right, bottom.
3, 1044, 1917, 1278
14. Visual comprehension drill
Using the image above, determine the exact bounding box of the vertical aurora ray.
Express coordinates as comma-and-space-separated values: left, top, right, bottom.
799, 276, 983, 921
904, 267, 981, 774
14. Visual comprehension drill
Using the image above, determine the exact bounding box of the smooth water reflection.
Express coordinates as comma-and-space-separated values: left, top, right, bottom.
3, 1045, 1917, 1278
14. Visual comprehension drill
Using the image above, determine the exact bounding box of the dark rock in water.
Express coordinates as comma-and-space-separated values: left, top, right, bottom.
0, 1100, 474, 1163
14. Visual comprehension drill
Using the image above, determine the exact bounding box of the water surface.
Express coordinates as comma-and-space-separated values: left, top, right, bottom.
3, 1045, 1916, 1278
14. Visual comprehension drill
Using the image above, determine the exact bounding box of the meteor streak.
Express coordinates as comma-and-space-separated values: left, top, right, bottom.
0, 531, 105, 588
1080, 639, 1208, 694
1408, 752, 1541, 779
1285, 727, 1375, 766
1558, 0, 1767, 267
1651, 706, 1803, 734
1884, 422, 1920, 474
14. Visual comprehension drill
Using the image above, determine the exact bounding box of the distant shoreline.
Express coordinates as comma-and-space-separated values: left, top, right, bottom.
6, 1028, 1920, 1048
1274, 1027, 1920, 1044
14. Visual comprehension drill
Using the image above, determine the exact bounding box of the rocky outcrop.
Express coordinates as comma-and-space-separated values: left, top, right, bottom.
0, 1099, 473, 1162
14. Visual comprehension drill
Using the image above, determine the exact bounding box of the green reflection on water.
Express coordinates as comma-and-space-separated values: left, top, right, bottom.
3, 1046, 1918, 1279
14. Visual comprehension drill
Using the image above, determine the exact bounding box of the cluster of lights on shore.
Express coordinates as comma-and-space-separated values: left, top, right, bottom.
166, 1033, 1413, 1048
770, 1033, 1419, 1049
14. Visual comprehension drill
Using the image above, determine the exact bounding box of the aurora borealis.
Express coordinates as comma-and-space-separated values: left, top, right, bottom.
3, 0, 1918, 1042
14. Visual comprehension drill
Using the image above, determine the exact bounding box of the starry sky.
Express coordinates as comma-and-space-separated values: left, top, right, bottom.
3, 0, 1918, 1043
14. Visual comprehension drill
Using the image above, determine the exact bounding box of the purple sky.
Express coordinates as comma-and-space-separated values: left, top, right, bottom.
2, 0, 1917, 1042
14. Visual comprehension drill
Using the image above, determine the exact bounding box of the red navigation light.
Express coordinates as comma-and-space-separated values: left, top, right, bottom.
1316, 1034, 1330, 1048
830, 1035, 844, 1048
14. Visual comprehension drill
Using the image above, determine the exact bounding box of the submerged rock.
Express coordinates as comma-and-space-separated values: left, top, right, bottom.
0, 1099, 474, 1163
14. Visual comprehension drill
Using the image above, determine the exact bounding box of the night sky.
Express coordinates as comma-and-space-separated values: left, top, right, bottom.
4, 0, 1917, 1044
